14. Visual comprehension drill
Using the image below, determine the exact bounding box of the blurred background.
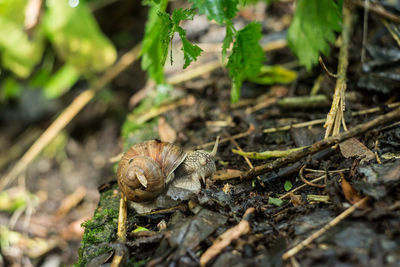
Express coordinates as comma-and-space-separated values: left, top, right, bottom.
0, 0, 148, 265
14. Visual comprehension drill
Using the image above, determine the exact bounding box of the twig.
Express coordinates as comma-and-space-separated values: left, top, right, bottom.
232, 146, 307, 160
225, 133, 264, 186
241, 107, 400, 179
117, 194, 127, 242
226, 134, 254, 169
128, 95, 195, 124
299, 165, 325, 188
55, 186, 86, 218
318, 57, 338, 78
324, 2, 353, 138
264, 102, 400, 134
200, 207, 255, 266
0, 127, 41, 172
166, 60, 222, 85
0, 43, 142, 190
352, 102, 400, 115
263, 119, 326, 133
165, 39, 287, 86
351, 0, 400, 23
196, 125, 255, 149
310, 74, 324, 96
382, 19, 400, 48
198, 103, 400, 150
304, 168, 349, 173
361, 0, 369, 65
282, 196, 369, 260
279, 175, 325, 199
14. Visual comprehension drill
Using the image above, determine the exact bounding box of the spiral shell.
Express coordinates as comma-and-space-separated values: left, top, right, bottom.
117, 140, 187, 202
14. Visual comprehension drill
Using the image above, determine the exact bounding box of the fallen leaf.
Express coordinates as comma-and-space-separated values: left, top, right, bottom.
289, 193, 303, 207
339, 138, 375, 162
158, 117, 177, 143
341, 176, 363, 204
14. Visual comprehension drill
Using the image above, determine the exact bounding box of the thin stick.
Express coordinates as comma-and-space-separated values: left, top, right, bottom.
383, 20, 400, 47
264, 119, 326, 133
198, 101, 400, 149
282, 196, 369, 260
117, 194, 127, 242
165, 39, 287, 86
319, 57, 338, 78
196, 125, 255, 149
0, 44, 142, 190
299, 165, 325, 188
200, 207, 255, 266
304, 168, 349, 173
166, 60, 221, 85
225, 133, 264, 185
324, 3, 353, 138
361, 0, 369, 65
279, 175, 325, 199
352, 0, 400, 23
241, 107, 400, 179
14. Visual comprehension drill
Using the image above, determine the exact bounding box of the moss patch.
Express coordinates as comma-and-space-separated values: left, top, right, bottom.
75, 183, 120, 267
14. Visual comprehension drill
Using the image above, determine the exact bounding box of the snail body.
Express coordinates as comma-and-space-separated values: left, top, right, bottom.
117, 138, 218, 212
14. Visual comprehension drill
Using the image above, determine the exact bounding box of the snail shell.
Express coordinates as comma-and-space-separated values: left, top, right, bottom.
117, 140, 187, 202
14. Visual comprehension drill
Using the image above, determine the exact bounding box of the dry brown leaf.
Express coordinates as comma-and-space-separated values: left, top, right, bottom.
341, 176, 363, 204
339, 137, 375, 161
158, 117, 177, 143
290, 193, 303, 207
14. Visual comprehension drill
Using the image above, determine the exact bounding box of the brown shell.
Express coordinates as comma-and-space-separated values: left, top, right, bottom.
117, 140, 187, 202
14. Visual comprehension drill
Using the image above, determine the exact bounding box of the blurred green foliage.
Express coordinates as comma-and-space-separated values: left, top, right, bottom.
0, 0, 116, 102
0, 0, 343, 121
288, 0, 342, 70
227, 22, 264, 102
139, 0, 342, 103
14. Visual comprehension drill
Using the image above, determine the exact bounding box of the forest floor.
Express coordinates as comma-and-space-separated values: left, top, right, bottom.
1, 1, 400, 267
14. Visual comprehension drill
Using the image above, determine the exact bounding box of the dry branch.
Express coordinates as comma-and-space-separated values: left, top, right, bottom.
241, 107, 400, 179
324, 2, 353, 137
282, 196, 369, 260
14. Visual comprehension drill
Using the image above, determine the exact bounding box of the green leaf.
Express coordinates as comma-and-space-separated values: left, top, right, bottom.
287, 0, 342, 70
158, 8, 203, 69
173, 9, 203, 68
268, 197, 284, 207
158, 11, 175, 66
227, 22, 264, 103
284, 180, 293, 192
189, 0, 239, 24
179, 32, 203, 69
133, 226, 150, 233
141, 0, 169, 83
171, 8, 197, 23
44, 0, 116, 73
247, 65, 297, 84
0, 0, 44, 77
43, 64, 80, 99
222, 21, 235, 61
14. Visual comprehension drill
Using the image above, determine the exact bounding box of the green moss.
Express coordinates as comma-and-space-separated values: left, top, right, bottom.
75, 183, 120, 267
124, 257, 147, 267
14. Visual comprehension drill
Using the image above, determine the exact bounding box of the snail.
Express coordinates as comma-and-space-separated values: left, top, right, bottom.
117, 138, 219, 213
